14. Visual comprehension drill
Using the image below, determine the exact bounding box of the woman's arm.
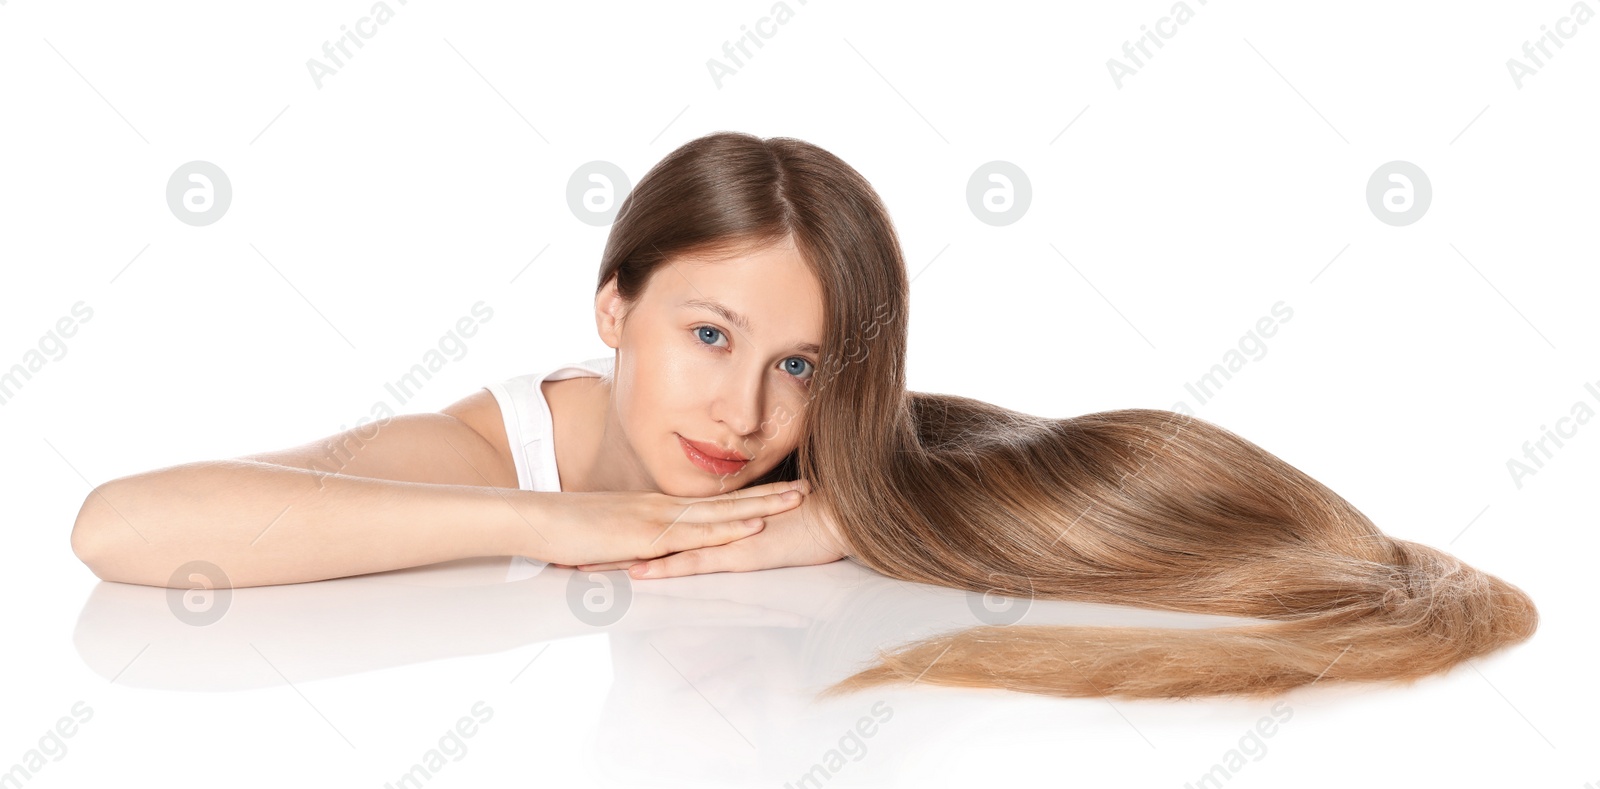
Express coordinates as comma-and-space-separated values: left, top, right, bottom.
70, 389, 541, 588
70, 391, 806, 587
69, 414, 547, 589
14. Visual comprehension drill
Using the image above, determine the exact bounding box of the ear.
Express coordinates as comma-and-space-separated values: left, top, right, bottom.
595, 276, 628, 350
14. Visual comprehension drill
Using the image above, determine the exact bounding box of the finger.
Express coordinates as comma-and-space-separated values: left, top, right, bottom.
675, 480, 788, 501
671, 489, 803, 525
733, 479, 808, 497
575, 560, 639, 572
629, 542, 747, 579
646, 516, 766, 556
679, 479, 805, 509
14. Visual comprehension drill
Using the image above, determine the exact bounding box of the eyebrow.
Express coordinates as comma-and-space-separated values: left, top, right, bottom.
680, 298, 822, 355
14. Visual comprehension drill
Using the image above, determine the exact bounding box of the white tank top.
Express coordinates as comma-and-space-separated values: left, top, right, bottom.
485, 355, 615, 492
484, 355, 614, 579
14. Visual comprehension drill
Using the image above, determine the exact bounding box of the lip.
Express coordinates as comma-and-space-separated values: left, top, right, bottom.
677, 434, 750, 475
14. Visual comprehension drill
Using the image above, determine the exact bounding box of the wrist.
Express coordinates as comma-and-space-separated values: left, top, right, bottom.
492, 488, 555, 561
808, 499, 849, 557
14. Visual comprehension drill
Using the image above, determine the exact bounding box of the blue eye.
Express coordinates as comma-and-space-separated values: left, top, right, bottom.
695, 325, 726, 347
782, 357, 814, 382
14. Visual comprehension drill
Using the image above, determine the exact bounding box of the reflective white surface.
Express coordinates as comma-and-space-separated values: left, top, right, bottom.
38, 555, 1566, 787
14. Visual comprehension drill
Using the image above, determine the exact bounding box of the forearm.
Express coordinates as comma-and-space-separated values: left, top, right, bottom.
71, 460, 543, 588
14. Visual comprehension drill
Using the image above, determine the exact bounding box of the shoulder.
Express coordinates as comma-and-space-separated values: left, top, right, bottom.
440, 387, 514, 471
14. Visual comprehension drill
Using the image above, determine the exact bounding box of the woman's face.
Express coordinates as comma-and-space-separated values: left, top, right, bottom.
596, 238, 825, 496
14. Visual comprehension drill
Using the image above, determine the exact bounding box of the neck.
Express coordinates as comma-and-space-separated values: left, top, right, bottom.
548, 376, 651, 493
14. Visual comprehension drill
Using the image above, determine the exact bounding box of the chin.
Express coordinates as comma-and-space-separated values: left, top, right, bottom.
689, 471, 757, 497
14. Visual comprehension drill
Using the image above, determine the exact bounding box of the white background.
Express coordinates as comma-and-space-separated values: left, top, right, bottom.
3, 0, 1596, 786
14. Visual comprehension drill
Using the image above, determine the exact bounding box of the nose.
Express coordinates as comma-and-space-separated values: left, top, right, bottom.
711, 364, 763, 437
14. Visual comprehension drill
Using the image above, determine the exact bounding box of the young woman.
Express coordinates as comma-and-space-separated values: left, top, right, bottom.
71, 131, 1538, 701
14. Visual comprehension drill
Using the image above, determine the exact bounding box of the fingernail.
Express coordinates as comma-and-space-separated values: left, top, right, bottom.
781, 490, 800, 501
789, 481, 807, 492
630, 564, 650, 578
744, 518, 765, 529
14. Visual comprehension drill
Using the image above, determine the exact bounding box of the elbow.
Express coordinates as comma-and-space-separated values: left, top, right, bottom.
71, 482, 131, 583
71, 485, 110, 579
71, 476, 237, 589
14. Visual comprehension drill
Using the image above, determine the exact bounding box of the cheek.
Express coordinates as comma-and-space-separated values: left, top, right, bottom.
619, 332, 705, 431
611, 351, 657, 443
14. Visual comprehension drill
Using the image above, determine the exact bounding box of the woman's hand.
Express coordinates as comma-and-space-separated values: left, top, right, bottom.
572, 479, 848, 579
525, 479, 809, 567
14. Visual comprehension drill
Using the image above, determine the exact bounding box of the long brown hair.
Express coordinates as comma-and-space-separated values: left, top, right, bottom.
594, 131, 1538, 700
